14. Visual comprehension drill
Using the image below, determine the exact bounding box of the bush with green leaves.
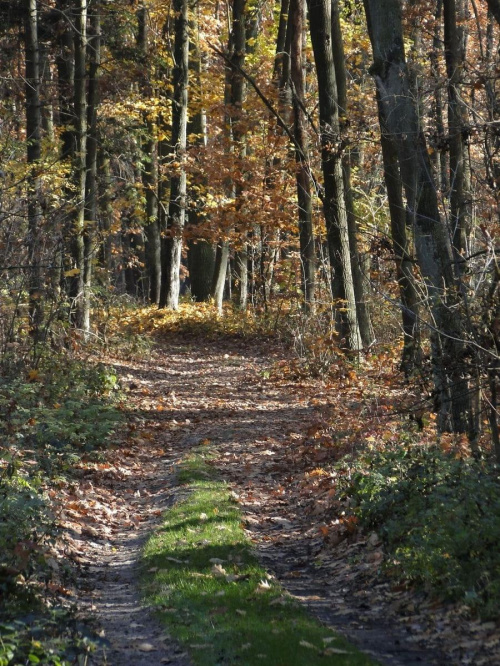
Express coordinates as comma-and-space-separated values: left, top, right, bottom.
337, 445, 500, 618
0, 472, 52, 588
0, 357, 122, 460
0, 354, 122, 662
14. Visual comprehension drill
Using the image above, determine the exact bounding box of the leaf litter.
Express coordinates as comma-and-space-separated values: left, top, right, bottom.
44, 334, 500, 666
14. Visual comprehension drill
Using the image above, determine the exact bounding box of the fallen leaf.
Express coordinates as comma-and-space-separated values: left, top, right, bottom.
323, 648, 350, 655
255, 580, 271, 593
211, 564, 227, 577
137, 643, 157, 652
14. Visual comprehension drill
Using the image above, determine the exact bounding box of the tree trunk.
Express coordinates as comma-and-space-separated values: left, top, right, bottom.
364, 0, 473, 434
98, 149, 113, 284
331, 0, 374, 346
307, 0, 361, 350
430, 0, 449, 194
143, 132, 161, 304
230, 0, 249, 310
83, 3, 100, 332
187, 0, 216, 301
212, 241, 229, 313
136, 4, 161, 304
378, 111, 421, 373
72, 0, 88, 333
25, 0, 43, 341
159, 0, 189, 309
290, 0, 315, 307
55, 0, 75, 161
444, 0, 471, 262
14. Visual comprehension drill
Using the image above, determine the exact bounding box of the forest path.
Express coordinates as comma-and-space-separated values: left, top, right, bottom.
75, 337, 443, 665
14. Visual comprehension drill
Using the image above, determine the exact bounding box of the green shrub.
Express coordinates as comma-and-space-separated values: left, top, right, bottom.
337, 445, 500, 618
0, 353, 123, 658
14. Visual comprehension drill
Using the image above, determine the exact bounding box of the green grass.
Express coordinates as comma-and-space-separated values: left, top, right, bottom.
143, 451, 377, 666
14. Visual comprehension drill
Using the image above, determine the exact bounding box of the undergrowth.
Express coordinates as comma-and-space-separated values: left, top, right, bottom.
336, 444, 500, 619
0, 351, 122, 664
143, 451, 377, 666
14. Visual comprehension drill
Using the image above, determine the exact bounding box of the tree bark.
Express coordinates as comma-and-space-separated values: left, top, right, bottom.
444, 0, 471, 262
159, 0, 190, 309
55, 0, 75, 161
137, 3, 161, 304
307, 0, 361, 350
230, 0, 249, 309
212, 241, 229, 312
364, 0, 473, 434
331, 0, 374, 346
83, 2, 100, 331
97, 149, 113, 283
290, 0, 315, 307
378, 111, 421, 373
72, 0, 88, 333
187, 0, 216, 302
143, 131, 162, 304
430, 0, 449, 194
25, 0, 43, 341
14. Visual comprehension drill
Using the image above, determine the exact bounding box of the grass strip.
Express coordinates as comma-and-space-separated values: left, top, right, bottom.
143, 451, 377, 666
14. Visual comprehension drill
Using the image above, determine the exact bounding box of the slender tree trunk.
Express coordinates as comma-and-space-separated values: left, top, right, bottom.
83, 3, 100, 332
258, 0, 290, 307
431, 0, 449, 193
307, 0, 361, 350
25, 0, 43, 341
275, 0, 290, 80
444, 0, 471, 262
53, 0, 75, 295
55, 0, 75, 160
230, 0, 249, 309
72, 0, 88, 332
378, 114, 421, 373
209, 3, 241, 312
159, 0, 189, 309
212, 241, 229, 312
136, 3, 161, 304
98, 149, 113, 283
143, 131, 161, 304
39, 43, 55, 143
331, 0, 374, 346
290, 0, 315, 307
187, 0, 216, 301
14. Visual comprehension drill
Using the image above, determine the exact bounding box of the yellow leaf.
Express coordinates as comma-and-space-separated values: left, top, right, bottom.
64, 268, 81, 277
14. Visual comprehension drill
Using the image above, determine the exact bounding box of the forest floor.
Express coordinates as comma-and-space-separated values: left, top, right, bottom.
53, 326, 500, 666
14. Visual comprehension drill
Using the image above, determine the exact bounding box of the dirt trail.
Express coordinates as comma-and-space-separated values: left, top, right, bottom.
72, 338, 459, 665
